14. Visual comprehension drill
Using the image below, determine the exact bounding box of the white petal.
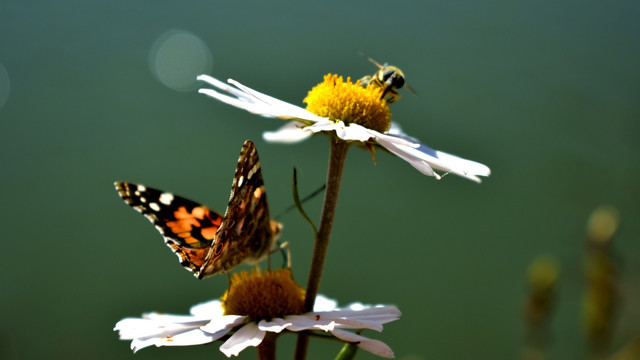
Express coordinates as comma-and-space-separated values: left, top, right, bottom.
387, 122, 406, 137
198, 75, 325, 123
305, 120, 342, 134
228, 79, 324, 122
200, 315, 247, 334
303, 121, 374, 142
152, 328, 218, 347
197, 74, 490, 182
429, 148, 492, 177
325, 305, 402, 324
197, 75, 255, 102
321, 317, 383, 332
281, 300, 400, 333
263, 121, 313, 143
258, 318, 290, 333
374, 131, 490, 182
190, 299, 225, 317
114, 317, 206, 340
130, 337, 160, 353
337, 123, 375, 142
198, 88, 279, 118
374, 134, 440, 178
283, 315, 337, 332
330, 329, 395, 358
312, 307, 400, 332
219, 322, 266, 357
313, 295, 338, 312
118, 321, 214, 352
142, 311, 215, 324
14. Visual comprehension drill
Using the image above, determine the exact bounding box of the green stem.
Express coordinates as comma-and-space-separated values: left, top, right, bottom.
257, 332, 277, 360
295, 139, 349, 360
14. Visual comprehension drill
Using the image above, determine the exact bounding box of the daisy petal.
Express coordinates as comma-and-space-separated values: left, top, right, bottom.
130, 337, 160, 353
228, 79, 324, 122
374, 134, 440, 178
258, 318, 290, 333
198, 75, 326, 124
336, 123, 376, 142
201, 315, 247, 334
142, 312, 215, 323
198, 73, 490, 181
115, 292, 400, 357
330, 329, 395, 359
429, 148, 492, 178
313, 295, 338, 312
374, 131, 491, 182
284, 315, 337, 332
198, 88, 277, 118
128, 328, 216, 352
323, 318, 384, 332
263, 121, 313, 143
326, 305, 402, 324
190, 299, 225, 317
197, 75, 255, 102
305, 121, 373, 142
219, 322, 266, 357
153, 328, 219, 347
115, 317, 208, 340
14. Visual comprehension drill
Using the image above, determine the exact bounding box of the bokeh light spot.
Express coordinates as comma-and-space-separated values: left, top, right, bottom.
149, 30, 213, 92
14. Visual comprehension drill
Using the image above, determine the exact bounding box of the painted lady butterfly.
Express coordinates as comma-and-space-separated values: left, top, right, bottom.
115, 140, 282, 279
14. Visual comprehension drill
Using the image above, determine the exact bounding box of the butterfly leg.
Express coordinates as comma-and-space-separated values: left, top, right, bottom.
274, 241, 291, 269
226, 272, 233, 295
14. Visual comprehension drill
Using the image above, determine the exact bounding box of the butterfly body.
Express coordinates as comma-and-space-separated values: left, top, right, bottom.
115, 140, 281, 279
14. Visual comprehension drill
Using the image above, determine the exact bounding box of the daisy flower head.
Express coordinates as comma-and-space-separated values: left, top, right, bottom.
198, 72, 491, 182
114, 269, 400, 358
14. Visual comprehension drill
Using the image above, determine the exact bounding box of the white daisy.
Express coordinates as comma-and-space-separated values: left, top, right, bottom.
114, 269, 400, 358
198, 73, 490, 183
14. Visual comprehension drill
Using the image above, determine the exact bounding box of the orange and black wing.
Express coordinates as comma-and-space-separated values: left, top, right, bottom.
115, 182, 223, 275
199, 140, 277, 278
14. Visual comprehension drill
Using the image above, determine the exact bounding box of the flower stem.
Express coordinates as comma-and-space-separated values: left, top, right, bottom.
257, 332, 277, 360
295, 139, 349, 360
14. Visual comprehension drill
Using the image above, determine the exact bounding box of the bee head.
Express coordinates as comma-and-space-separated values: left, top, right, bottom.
379, 66, 405, 90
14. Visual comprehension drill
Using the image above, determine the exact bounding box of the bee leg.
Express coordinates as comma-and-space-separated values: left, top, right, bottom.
358, 75, 372, 87
267, 249, 271, 270
383, 90, 401, 104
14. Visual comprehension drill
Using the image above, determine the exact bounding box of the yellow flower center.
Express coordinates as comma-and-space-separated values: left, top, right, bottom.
222, 269, 306, 321
304, 74, 391, 133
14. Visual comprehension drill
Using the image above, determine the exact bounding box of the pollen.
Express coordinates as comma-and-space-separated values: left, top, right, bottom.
222, 269, 306, 321
304, 74, 391, 133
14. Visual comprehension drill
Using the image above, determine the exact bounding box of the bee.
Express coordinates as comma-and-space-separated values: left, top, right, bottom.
358, 58, 411, 104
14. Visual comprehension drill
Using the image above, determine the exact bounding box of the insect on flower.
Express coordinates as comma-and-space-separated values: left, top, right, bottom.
114, 140, 282, 279
358, 58, 413, 104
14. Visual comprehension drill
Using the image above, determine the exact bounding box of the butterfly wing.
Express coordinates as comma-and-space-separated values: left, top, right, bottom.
198, 140, 279, 278
114, 182, 223, 275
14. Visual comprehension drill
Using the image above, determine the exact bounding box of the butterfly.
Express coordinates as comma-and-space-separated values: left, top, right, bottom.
115, 140, 282, 279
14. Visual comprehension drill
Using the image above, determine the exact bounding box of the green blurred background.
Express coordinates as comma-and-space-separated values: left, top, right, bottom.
1, 1, 639, 359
